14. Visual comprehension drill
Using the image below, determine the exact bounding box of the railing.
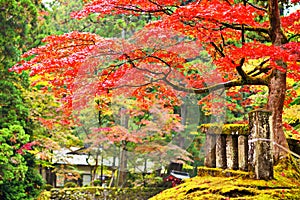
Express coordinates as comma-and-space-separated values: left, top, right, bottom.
200, 110, 274, 180
201, 124, 249, 171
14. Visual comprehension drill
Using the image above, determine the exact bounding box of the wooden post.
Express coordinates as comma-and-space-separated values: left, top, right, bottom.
216, 134, 227, 169
248, 110, 273, 180
204, 134, 216, 168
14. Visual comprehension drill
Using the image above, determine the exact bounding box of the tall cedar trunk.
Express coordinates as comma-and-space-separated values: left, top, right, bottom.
267, 0, 289, 162
118, 141, 127, 187
91, 153, 99, 186
117, 110, 128, 187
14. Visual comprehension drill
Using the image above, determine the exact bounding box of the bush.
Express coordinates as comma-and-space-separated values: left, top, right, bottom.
0, 126, 44, 199
93, 180, 102, 186
37, 191, 51, 200
43, 187, 165, 199
63, 182, 77, 188
43, 184, 53, 191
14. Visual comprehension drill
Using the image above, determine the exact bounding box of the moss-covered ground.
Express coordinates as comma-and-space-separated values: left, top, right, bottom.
150, 158, 300, 200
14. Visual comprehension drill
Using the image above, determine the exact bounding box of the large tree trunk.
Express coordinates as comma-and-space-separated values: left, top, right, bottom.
267, 69, 289, 162
267, 0, 289, 162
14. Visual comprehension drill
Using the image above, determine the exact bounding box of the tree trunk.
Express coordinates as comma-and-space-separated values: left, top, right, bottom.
267, 0, 289, 162
267, 70, 289, 162
118, 141, 127, 187
117, 109, 129, 187
91, 153, 99, 186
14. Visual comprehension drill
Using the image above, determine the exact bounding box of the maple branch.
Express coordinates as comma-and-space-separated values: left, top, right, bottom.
158, 55, 267, 94
220, 23, 269, 34
148, 0, 174, 15
247, 59, 271, 77
123, 53, 168, 77
147, 55, 173, 75
244, 0, 268, 12
114, 5, 166, 17
112, 81, 160, 89
224, 0, 233, 6
287, 34, 300, 42
162, 75, 267, 95
115, 2, 174, 16
242, 24, 245, 44
53, 39, 96, 52
220, 32, 226, 48
250, 67, 272, 77
210, 42, 225, 57
246, 32, 271, 42
236, 58, 247, 80
135, 65, 166, 76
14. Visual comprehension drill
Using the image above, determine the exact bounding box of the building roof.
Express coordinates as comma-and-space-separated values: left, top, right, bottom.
52, 147, 118, 167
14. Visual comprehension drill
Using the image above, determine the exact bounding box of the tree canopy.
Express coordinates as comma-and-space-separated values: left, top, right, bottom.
10, 0, 300, 163
0, 0, 44, 199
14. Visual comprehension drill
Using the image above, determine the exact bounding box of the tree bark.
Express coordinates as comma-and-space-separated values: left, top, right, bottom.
267, 69, 289, 162
117, 109, 129, 187
118, 141, 127, 187
267, 0, 289, 162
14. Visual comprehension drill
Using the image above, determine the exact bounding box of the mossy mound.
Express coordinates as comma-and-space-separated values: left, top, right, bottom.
198, 166, 251, 178
150, 158, 300, 200
200, 124, 249, 135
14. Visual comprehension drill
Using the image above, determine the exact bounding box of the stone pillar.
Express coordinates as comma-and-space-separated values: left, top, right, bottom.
238, 135, 248, 171
248, 110, 273, 180
216, 134, 227, 169
226, 135, 239, 170
204, 134, 216, 168
232, 135, 239, 170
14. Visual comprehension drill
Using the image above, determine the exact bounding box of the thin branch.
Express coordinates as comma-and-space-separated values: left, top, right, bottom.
111, 80, 161, 89
287, 34, 300, 42
241, 24, 245, 44
224, 0, 233, 6
220, 31, 226, 48
148, 0, 174, 15
247, 58, 270, 76
220, 23, 269, 34
115, 3, 173, 16
210, 42, 225, 57
134, 65, 166, 76
163, 75, 268, 94
162, 77, 239, 94
236, 58, 247, 80
251, 67, 271, 77
245, 0, 268, 12
246, 32, 271, 42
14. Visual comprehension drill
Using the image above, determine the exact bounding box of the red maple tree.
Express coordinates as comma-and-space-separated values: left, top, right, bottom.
11, 0, 299, 162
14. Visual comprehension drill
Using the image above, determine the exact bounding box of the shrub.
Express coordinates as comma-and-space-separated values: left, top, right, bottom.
63, 182, 77, 188
93, 180, 102, 186
43, 184, 53, 191
0, 126, 44, 199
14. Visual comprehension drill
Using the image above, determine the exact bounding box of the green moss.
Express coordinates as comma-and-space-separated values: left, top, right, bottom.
200, 124, 249, 135
198, 166, 251, 178
47, 186, 164, 200
150, 157, 300, 200
37, 191, 51, 200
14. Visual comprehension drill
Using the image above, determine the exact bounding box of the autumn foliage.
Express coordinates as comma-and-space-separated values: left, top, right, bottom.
10, 0, 300, 160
